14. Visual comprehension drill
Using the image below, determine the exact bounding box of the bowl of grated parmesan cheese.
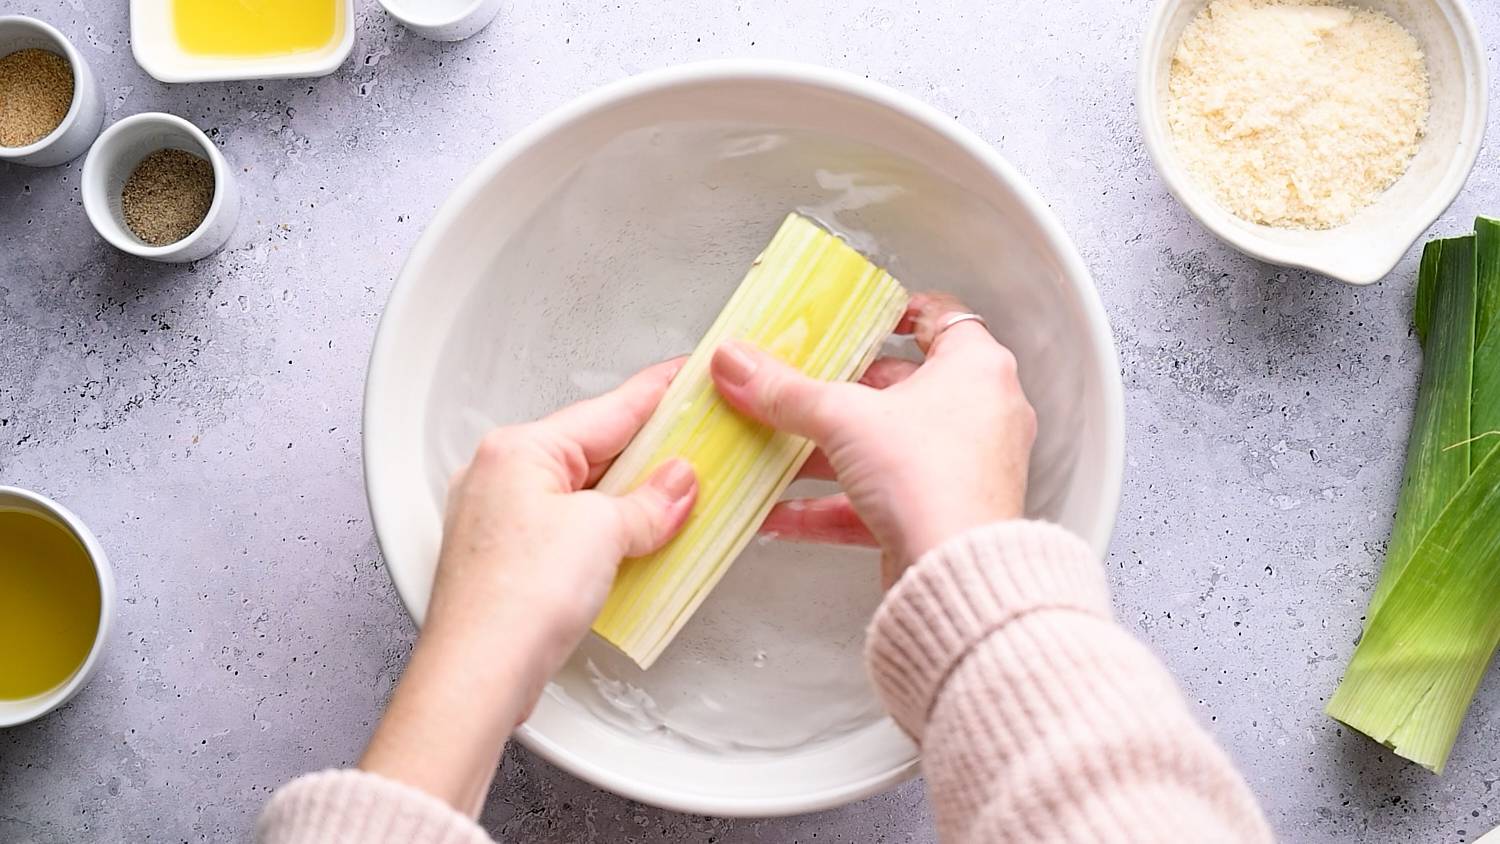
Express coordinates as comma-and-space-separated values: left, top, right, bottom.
1138, 0, 1486, 285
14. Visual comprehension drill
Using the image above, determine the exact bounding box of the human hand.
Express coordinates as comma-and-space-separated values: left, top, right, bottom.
360, 359, 696, 813
711, 292, 1035, 587
423, 357, 698, 684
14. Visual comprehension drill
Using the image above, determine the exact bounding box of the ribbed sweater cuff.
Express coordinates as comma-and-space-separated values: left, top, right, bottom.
255, 769, 491, 844
865, 520, 1110, 740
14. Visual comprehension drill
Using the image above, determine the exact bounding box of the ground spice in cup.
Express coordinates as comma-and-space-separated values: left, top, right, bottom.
121, 149, 216, 246
0, 48, 74, 147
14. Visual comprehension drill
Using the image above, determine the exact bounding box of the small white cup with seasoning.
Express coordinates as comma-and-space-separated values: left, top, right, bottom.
81, 112, 239, 263
0, 486, 115, 728
0, 15, 104, 167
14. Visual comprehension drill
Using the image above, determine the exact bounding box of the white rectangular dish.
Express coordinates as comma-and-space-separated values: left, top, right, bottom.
129, 0, 354, 83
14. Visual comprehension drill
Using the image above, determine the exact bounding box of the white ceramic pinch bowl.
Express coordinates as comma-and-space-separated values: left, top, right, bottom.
81, 112, 240, 263
1138, 0, 1487, 285
0, 16, 104, 168
0, 486, 115, 728
379, 0, 503, 41
129, 0, 355, 82
365, 61, 1125, 816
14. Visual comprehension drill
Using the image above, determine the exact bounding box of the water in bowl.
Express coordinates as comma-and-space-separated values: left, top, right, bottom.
424, 122, 1081, 753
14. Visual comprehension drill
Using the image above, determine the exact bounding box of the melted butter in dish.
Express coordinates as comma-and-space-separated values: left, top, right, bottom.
173, 0, 344, 57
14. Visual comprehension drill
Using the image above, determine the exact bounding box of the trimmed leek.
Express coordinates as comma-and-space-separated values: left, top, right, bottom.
1327, 218, 1500, 772
591, 213, 909, 668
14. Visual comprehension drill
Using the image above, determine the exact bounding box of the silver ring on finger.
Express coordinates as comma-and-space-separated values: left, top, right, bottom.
933, 312, 988, 341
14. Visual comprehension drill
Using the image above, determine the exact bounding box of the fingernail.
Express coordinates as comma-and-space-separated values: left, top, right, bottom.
650, 459, 696, 501
714, 341, 758, 386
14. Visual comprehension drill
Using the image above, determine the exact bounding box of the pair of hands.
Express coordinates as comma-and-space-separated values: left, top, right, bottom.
359, 292, 1036, 812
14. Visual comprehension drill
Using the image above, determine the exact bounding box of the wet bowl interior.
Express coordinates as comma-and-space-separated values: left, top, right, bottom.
1138, 0, 1487, 285
364, 62, 1124, 816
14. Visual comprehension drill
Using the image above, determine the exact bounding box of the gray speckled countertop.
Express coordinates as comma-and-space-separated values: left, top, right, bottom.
2, 1, 1499, 841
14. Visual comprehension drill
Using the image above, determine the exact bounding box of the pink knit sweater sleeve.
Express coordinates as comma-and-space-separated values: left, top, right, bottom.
256, 769, 491, 844
258, 521, 1270, 843
866, 520, 1272, 842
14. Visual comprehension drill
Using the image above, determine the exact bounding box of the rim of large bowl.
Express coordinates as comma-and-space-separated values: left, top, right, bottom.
363, 59, 1126, 816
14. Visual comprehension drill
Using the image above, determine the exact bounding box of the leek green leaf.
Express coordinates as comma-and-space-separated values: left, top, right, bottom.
1330, 219, 1500, 772
1370, 237, 1474, 618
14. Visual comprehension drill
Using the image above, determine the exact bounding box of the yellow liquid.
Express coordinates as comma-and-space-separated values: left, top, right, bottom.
0, 509, 101, 700
173, 0, 343, 57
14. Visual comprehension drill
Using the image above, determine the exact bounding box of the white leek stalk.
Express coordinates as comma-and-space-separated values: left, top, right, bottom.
592, 213, 909, 668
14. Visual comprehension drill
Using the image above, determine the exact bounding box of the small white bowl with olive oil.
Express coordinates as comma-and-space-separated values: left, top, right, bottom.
0, 487, 114, 727
130, 0, 355, 83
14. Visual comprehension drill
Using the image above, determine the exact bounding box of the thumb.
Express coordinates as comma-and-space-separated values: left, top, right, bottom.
710, 340, 842, 439
610, 458, 698, 558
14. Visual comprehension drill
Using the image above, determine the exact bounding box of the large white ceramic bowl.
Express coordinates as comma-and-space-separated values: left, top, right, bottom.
1138, 0, 1487, 285
364, 61, 1124, 816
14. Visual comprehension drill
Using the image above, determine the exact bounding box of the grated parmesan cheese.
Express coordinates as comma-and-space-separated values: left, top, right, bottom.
1165, 0, 1429, 230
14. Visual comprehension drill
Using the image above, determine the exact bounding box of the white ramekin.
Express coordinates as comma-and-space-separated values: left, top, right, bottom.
0, 486, 114, 728
81, 112, 240, 263
363, 60, 1126, 817
0, 15, 104, 168
1138, 0, 1488, 285
129, 0, 355, 82
378, 0, 503, 41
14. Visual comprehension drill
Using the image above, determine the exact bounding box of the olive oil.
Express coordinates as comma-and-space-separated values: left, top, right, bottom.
172, 0, 343, 58
0, 509, 100, 700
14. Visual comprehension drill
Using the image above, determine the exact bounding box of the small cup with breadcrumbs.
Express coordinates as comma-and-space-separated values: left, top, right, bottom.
81, 113, 241, 263
0, 16, 104, 167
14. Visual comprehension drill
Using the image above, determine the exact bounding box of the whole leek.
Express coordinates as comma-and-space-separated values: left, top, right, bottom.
1327, 218, 1500, 772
